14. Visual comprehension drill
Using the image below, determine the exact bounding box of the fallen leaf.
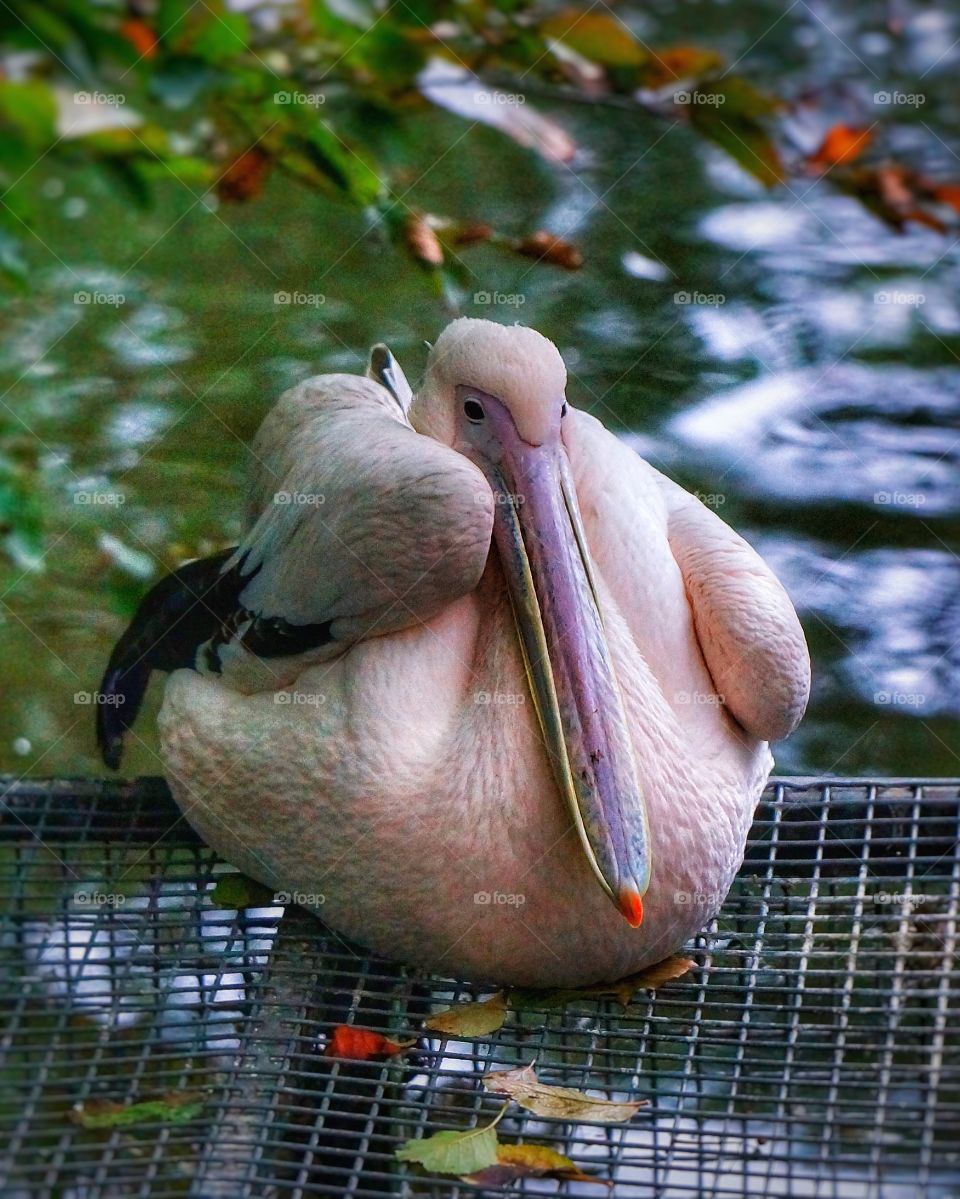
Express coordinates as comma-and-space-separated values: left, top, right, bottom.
541, 10, 647, 68
396, 1124, 500, 1175
70, 1091, 204, 1130
424, 992, 507, 1037
511, 954, 695, 1010
325, 1025, 414, 1061
483, 1063, 646, 1122
515, 230, 583, 269
209, 872, 277, 909
606, 955, 696, 1005
808, 124, 873, 171
405, 214, 444, 266
464, 1141, 606, 1184
217, 147, 272, 202
119, 18, 158, 59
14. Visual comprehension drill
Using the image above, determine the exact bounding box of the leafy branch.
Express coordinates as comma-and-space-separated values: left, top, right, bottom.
0, 0, 957, 290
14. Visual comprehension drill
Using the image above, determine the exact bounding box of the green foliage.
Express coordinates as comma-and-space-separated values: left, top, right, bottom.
0, 0, 954, 284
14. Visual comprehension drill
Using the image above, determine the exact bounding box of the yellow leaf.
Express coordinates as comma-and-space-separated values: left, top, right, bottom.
463, 1141, 607, 1184
541, 10, 647, 68
424, 992, 507, 1037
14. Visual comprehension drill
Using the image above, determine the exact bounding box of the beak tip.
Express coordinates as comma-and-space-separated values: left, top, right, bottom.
618, 889, 644, 928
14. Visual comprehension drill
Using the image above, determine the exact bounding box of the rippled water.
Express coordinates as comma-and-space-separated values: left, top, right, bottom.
1, 0, 958, 779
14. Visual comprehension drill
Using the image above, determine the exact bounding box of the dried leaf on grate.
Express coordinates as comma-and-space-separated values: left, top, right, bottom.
483, 1063, 647, 1122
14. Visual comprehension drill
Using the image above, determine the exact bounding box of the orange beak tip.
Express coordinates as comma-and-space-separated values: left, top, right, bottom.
619, 890, 644, 928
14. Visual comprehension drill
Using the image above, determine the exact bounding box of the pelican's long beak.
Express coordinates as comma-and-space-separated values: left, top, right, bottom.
478, 418, 652, 926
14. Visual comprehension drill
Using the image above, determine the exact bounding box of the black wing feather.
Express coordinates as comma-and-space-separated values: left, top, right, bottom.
96, 549, 244, 769
96, 547, 336, 770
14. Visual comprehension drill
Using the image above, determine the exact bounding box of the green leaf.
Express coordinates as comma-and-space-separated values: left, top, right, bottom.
0, 81, 57, 149
688, 77, 783, 186
190, 10, 249, 64
396, 1125, 500, 1175
209, 872, 277, 908
280, 119, 382, 206
70, 1092, 206, 1130
156, 0, 199, 42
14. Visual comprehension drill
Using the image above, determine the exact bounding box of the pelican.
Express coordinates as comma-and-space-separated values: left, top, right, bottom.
98, 319, 809, 987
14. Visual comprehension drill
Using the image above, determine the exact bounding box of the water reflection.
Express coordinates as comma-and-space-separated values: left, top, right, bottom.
667, 364, 959, 514
0, 0, 958, 780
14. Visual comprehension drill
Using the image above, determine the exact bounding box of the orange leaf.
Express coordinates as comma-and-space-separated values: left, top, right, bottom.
119, 18, 158, 60
453, 221, 495, 246
608, 955, 696, 1005
217, 147, 272, 202
325, 1025, 413, 1061
905, 208, 948, 233
808, 124, 873, 171
930, 183, 960, 214
515, 230, 583, 270
405, 214, 444, 267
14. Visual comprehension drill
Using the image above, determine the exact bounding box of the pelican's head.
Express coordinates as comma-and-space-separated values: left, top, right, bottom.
414, 319, 651, 928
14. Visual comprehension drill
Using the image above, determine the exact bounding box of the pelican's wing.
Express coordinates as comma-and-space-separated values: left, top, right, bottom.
97, 373, 494, 765
226, 380, 493, 654
656, 475, 811, 742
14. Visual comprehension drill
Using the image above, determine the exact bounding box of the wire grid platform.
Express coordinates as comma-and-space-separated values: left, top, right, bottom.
1, 778, 958, 1199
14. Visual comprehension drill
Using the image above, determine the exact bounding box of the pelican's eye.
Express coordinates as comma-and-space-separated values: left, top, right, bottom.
561, 402, 568, 417
463, 398, 485, 423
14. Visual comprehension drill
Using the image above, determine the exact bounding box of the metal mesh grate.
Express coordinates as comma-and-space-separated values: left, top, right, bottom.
1, 778, 959, 1198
